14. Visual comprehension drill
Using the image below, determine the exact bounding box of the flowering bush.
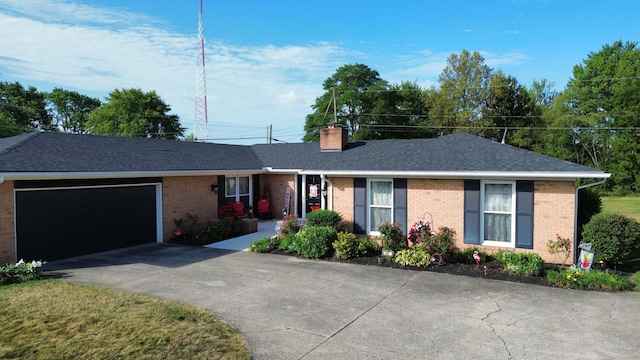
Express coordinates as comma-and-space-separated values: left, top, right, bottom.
408, 219, 434, 244
281, 214, 301, 236
1, 259, 46, 285
547, 234, 572, 266
218, 203, 236, 218
415, 227, 456, 258
378, 222, 406, 252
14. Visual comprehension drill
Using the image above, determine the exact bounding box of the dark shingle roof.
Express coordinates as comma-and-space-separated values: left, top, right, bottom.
0, 131, 608, 179
0, 132, 262, 173
251, 133, 607, 175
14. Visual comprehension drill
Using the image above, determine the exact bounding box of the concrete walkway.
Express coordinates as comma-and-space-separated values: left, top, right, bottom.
204, 219, 278, 251
46, 244, 640, 360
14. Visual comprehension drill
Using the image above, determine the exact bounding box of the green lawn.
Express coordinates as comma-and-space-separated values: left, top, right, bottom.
0, 280, 250, 359
601, 196, 640, 221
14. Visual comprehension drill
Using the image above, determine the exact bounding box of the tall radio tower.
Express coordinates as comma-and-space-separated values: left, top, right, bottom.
193, 0, 208, 141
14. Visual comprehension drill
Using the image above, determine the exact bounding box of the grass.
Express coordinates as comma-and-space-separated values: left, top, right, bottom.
599, 196, 640, 289
0, 280, 250, 359
601, 196, 640, 221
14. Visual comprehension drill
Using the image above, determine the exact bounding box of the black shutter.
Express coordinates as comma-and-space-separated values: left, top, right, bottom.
217, 175, 226, 211
464, 180, 481, 244
353, 178, 367, 234
296, 175, 303, 217
515, 181, 534, 249
393, 178, 407, 235
252, 174, 260, 217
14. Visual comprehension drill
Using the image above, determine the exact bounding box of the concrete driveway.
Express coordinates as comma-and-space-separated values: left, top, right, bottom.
47, 244, 640, 360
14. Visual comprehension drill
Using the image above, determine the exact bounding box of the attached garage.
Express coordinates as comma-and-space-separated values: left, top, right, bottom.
15, 178, 161, 261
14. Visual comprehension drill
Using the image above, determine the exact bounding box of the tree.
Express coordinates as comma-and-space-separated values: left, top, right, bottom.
429, 50, 492, 135
483, 71, 538, 148
86, 88, 185, 139
303, 64, 388, 142
46, 88, 101, 133
563, 41, 640, 191
0, 81, 53, 137
360, 81, 432, 139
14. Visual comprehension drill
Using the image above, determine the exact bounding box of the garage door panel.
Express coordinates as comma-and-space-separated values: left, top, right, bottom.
16, 185, 157, 261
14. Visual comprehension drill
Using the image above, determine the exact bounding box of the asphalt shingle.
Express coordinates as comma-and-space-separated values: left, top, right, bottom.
0, 131, 607, 178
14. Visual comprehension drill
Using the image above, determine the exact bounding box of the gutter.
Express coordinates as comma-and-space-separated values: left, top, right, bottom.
573, 179, 608, 264
0, 169, 264, 181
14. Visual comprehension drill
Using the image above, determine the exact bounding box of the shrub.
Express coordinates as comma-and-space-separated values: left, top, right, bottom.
419, 227, 456, 258
278, 235, 296, 252
495, 251, 545, 277
546, 234, 572, 266
294, 226, 337, 259
378, 222, 406, 252
630, 271, 640, 292
394, 247, 431, 268
452, 247, 490, 264
1, 260, 45, 285
332, 232, 377, 260
581, 213, 640, 267
249, 237, 275, 253
547, 266, 633, 292
577, 187, 602, 237
281, 214, 301, 236
305, 210, 344, 231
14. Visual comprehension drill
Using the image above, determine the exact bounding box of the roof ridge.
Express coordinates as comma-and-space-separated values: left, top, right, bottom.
0, 132, 42, 157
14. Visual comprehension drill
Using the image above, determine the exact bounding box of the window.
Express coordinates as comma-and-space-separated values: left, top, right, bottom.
481, 181, 515, 246
225, 176, 250, 200
368, 179, 393, 233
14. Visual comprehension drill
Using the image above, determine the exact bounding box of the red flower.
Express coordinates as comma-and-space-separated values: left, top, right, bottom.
173, 228, 182, 236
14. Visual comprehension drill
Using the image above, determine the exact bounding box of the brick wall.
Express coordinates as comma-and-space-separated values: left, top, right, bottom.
162, 176, 218, 241
452, 180, 576, 264
0, 181, 15, 263
261, 174, 296, 218
407, 179, 465, 237
327, 177, 576, 264
330, 177, 354, 232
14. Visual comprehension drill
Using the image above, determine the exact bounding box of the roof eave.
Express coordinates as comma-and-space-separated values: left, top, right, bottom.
294, 170, 611, 180
0, 169, 266, 181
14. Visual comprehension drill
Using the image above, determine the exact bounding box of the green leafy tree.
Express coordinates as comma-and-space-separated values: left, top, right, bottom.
483, 71, 539, 149
46, 88, 101, 133
429, 50, 492, 135
0, 81, 54, 137
87, 88, 185, 139
303, 63, 388, 142
561, 41, 640, 191
362, 81, 432, 139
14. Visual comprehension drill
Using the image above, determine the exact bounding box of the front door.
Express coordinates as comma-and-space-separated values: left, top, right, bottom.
306, 175, 321, 214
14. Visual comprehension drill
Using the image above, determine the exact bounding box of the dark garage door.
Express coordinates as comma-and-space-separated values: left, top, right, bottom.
16, 184, 158, 261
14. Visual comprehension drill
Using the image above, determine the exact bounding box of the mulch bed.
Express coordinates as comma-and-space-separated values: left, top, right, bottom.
270, 250, 552, 287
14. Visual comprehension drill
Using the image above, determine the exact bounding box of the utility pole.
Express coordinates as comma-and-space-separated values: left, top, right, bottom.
267, 125, 272, 144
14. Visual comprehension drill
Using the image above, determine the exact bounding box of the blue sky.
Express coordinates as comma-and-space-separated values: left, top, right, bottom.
0, 0, 638, 144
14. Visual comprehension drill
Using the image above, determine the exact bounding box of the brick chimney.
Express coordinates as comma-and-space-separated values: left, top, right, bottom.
320, 124, 348, 152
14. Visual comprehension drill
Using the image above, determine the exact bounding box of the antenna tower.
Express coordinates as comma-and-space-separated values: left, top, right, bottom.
193, 0, 208, 141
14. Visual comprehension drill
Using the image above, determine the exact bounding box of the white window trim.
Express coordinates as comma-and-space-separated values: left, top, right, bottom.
225, 175, 252, 202
367, 178, 393, 235
480, 180, 516, 248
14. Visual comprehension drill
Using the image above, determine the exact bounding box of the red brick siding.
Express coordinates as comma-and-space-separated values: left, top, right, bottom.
0, 181, 15, 263
162, 176, 218, 241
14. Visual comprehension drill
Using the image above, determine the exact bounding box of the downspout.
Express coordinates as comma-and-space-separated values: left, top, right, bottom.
574, 179, 608, 263
320, 174, 333, 210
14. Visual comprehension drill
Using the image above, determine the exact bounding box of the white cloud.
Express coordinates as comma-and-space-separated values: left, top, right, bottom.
0, 1, 346, 144
0, 1, 536, 144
